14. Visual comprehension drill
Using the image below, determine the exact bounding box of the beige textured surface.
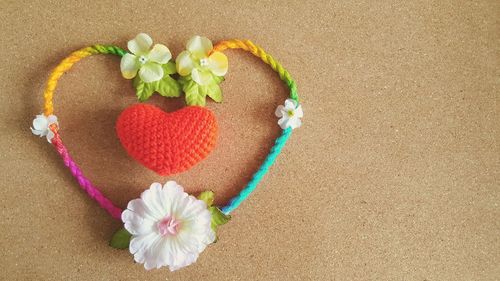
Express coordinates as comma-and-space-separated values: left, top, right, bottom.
1, 0, 499, 280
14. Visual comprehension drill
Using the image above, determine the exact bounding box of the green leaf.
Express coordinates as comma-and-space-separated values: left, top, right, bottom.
209, 206, 231, 232
177, 75, 190, 87
206, 83, 222, 102
198, 191, 215, 206
212, 75, 224, 84
162, 62, 177, 75
156, 75, 181, 98
132, 68, 180, 101
109, 227, 131, 249
184, 80, 206, 106
178, 72, 225, 106
185, 90, 206, 106
133, 77, 155, 102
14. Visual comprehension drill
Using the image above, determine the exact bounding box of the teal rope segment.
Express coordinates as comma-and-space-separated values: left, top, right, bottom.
220, 127, 293, 214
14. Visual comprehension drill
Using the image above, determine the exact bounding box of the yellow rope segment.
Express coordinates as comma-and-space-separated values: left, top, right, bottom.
43, 47, 98, 116
213, 39, 299, 101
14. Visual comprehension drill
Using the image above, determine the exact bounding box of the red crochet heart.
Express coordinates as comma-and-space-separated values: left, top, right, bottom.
116, 104, 217, 176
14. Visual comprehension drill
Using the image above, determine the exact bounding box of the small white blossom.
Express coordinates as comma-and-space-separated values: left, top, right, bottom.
31, 114, 58, 143
120, 33, 172, 83
122, 181, 215, 271
275, 99, 303, 129
176, 36, 228, 85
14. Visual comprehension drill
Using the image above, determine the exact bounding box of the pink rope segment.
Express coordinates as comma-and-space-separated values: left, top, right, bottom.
50, 126, 123, 220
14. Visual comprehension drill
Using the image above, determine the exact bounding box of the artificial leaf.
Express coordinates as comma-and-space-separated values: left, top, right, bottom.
177, 75, 189, 87
109, 227, 131, 249
183, 80, 206, 106
132, 67, 180, 101
206, 83, 222, 102
179, 72, 225, 106
133, 76, 155, 102
212, 75, 224, 84
156, 75, 181, 98
209, 206, 231, 232
198, 190, 215, 206
162, 61, 177, 75
185, 89, 206, 106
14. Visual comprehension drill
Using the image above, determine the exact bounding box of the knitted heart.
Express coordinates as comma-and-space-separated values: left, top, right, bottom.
116, 104, 217, 176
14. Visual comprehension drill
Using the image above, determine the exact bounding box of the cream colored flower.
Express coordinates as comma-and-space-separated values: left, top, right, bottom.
120, 33, 172, 83
121, 181, 215, 271
275, 99, 303, 129
176, 36, 228, 85
31, 114, 58, 143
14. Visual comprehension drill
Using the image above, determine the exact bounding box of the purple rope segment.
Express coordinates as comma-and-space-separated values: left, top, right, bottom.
50, 128, 123, 220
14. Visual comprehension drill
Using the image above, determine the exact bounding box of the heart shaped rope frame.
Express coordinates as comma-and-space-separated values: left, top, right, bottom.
32, 34, 303, 271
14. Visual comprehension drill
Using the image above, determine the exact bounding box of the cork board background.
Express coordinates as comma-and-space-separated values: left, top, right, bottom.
1, 0, 499, 280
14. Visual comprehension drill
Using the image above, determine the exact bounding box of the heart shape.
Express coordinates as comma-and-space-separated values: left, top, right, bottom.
116, 104, 217, 176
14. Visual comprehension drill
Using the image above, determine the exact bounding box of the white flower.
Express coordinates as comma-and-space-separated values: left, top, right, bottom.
176, 35, 228, 85
31, 114, 58, 143
120, 33, 172, 83
122, 181, 215, 271
275, 99, 303, 129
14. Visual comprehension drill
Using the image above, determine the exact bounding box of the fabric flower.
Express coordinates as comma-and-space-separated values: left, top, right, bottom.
121, 181, 215, 271
176, 36, 228, 85
275, 99, 303, 129
120, 33, 172, 83
31, 114, 58, 143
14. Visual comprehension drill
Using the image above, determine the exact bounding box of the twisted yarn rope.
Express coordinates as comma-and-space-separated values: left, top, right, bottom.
50, 127, 123, 220
41, 39, 299, 219
43, 45, 126, 116
212, 39, 299, 102
213, 40, 299, 214
221, 128, 292, 214
43, 45, 126, 219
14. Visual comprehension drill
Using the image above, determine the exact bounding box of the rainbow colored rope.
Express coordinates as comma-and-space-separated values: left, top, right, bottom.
212, 40, 298, 214
42, 40, 299, 218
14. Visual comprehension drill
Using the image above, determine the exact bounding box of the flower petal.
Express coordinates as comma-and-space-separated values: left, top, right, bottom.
126, 198, 158, 221
141, 182, 168, 218
47, 115, 58, 125
31, 128, 43, 136
178, 196, 207, 221
130, 232, 158, 256
278, 116, 289, 129
122, 209, 155, 236
46, 130, 55, 143
275, 105, 285, 117
139, 63, 164, 83
191, 68, 212, 85
176, 51, 194, 76
208, 51, 228, 76
143, 237, 165, 270
120, 53, 139, 79
186, 36, 213, 58
157, 238, 176, 269
32, 116, 48, 130
148, 44, 172, 64
128, 33, 153, 55
295, 105, 303, 118
284, 99, 297, 110
288, 117, 302, 129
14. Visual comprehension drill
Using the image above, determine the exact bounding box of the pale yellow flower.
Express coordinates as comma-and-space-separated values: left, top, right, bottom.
120, 33, 172, 83
176, 36, 228, 85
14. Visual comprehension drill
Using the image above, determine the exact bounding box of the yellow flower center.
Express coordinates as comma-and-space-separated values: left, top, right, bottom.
287, 110, 295, 117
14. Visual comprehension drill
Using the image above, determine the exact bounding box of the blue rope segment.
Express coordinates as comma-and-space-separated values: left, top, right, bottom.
221, 127, 293, 214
